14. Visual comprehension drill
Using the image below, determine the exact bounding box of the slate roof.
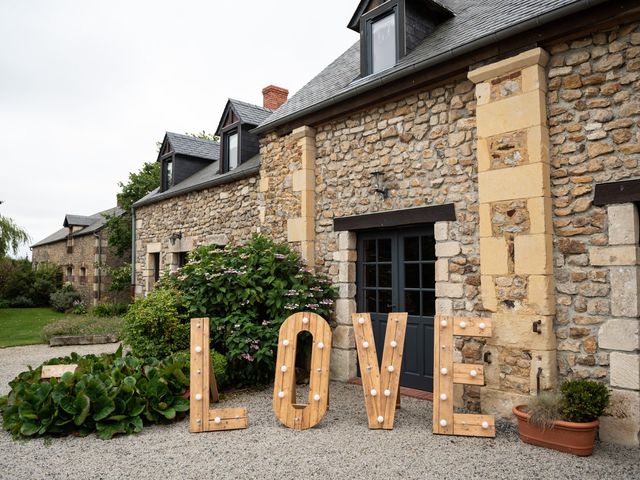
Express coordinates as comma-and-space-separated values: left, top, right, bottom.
63, 214, 94, 227
133, 154, 261, 208
256, 0, 600, 132
32, 207, 124, 248
228, 99, 273, 126
165, 132, 220, 161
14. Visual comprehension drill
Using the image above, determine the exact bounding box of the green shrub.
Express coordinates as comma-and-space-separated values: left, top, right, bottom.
0, 347, 191, 440
123, 287, 190, 359
50, 284, 82, 313
71, 302, 87, 315
167, 235, 336, 387
561, 380, 610, 423
92, 302, 129, 318
41, 316, 125, 343
0, 259, 33, 301
31, 263, 63, 307
0, 299, 8, 308
8, 295, 34, 308
105, 264, 132, 294
0, 259, 61, 307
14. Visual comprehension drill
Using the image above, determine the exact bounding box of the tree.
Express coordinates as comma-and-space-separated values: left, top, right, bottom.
105, 131, 214, 270
104, 161, 160, 261
0, 214, 30, 259
186, 130, 219, 142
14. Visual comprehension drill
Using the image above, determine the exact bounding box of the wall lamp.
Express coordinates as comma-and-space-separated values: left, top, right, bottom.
170, 232, 183, 245
371, 171, 388, 199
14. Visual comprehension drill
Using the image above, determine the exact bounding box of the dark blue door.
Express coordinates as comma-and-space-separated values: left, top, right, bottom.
357, 227, 436, 392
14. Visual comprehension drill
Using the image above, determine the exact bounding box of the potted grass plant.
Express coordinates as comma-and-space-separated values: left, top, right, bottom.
513, 379, 610, 456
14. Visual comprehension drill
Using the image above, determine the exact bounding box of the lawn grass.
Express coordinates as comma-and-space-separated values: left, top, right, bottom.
41, 315, 123, 343
0, 308, 66, 347
0, 308, 125, 348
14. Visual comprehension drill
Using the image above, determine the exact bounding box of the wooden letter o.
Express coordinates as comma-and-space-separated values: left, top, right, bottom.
272, 312, 332, 430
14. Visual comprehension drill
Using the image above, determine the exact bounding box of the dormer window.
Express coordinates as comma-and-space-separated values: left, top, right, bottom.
360, 1, 403, 76
156, 132, 219, 193
370, 10, 397, 74
349, 0, 454, 78
215, 97, 277, 174
165, 159, 173, 188
225, 130, 239, 171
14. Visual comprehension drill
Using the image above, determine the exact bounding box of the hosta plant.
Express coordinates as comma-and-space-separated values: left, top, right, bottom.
0, 346, 221, 440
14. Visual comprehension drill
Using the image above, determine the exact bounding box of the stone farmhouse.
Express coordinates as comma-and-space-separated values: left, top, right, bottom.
133, 0, 640, 446
31, 208, 126, 306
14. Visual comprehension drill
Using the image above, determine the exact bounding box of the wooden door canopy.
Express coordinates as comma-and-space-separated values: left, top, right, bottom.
334, 204, 456, 232
352, 312, 408, 429
273, 312, 332, 430
593, 179, 640, 205
433, 315, 495, 438
189, 318, 248, 433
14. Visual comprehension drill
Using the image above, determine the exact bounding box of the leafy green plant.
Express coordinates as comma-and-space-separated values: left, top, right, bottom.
103, 264, 133, 294
561, 379, 610, 423
92, 302, 129, 318
8, 295, 34, 308
526, 392, 562, 431
0, 347, 214, 440
41, 316, 124, 343
71, 301, 87, 315
0, 259, 61, 307
50, 284, 82, 313
123, 287, 190, 359
166, 235, 336, 386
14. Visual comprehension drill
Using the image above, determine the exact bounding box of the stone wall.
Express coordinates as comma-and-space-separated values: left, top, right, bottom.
311, 80, 483, 403
134, 175, 261, 294
547, 21, 640, 446
258, 132, 305, 246
31, 231, 124, 305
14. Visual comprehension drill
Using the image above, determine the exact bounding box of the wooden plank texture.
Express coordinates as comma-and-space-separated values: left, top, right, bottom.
272, 312, 332, 430
433, 315, 495, 438
207, 407, 249, 431
379, 312, 408, 430
452, 317, 492, 338
189, 318, 247, 434
453, 363, 485, 386
189, 318, 209, 433
352, 313, 382, 428
433, 315, 454, 435
352, 312, 408, 430
453, 414, 495, 438
41, 364, 77, 379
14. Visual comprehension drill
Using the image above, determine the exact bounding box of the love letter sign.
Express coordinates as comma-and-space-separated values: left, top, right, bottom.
272, 312, 332, 430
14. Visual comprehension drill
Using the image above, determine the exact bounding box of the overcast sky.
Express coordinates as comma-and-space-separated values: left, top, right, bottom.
0, 0, 357, 258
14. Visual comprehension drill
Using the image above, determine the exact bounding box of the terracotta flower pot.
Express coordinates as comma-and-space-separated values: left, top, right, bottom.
513, 405, 599, 456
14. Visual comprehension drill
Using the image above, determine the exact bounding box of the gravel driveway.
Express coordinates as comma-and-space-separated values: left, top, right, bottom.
1, 344, 638, 480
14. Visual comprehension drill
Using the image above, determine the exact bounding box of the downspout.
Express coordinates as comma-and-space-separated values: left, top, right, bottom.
131, 207, 136, 300
93, 232, 102, 302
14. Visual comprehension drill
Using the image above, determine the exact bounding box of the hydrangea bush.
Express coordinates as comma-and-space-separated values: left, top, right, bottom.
168, 235, 336, 386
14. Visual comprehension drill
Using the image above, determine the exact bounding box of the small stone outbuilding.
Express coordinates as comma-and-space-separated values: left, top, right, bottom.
31, 208, 127, 306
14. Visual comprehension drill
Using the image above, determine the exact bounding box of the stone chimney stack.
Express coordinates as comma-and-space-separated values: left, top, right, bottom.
262, 85, 289, 111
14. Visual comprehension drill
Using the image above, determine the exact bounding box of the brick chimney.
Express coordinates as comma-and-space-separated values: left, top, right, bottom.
262, 85, 289, 111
